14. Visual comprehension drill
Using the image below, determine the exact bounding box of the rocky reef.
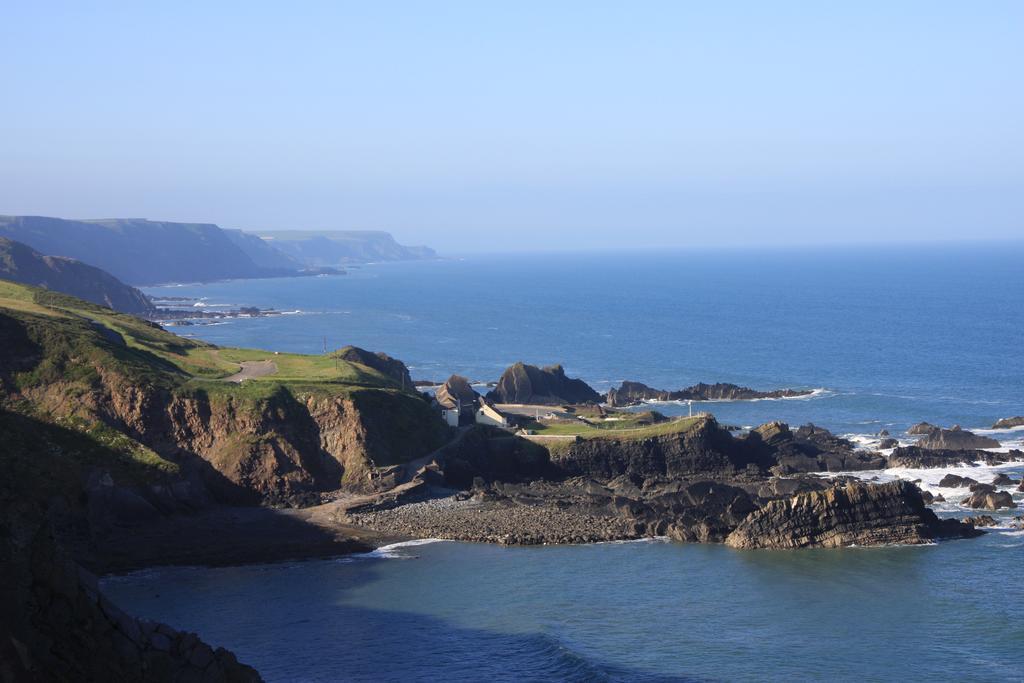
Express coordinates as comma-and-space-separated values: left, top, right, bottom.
887, 446, 1022, 468
992, 416, 1024, 429
914, 425, 999, 450
486, 362, 602, 405
606, 381, 812, 407
724, 481, 979, 549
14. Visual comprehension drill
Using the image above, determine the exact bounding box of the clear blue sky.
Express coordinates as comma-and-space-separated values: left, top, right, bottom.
2, 1, 1021, 252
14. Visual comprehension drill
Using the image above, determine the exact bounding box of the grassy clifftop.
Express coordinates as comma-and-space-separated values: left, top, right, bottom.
0, 279, 448, 500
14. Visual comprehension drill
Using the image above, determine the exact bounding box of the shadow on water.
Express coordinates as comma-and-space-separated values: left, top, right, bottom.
103, 537, 1024, 682
103, 552, 707, 683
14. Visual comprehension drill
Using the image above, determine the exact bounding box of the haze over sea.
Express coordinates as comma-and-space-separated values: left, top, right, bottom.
106, 243, 1024, 682
147, 243, 1023, 437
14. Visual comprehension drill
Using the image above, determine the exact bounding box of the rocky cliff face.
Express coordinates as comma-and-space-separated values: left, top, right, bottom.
2, 310, 447, 505
486, 362, 601, 405
0, 237, 154, 315
0, 506, 262, 682
606, 381, 812, 407
0, 408, 262, 681
549, 416, 773, 481
724, 481, 979, 549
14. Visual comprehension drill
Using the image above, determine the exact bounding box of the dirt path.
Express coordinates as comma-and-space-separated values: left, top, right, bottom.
224, 360, 278, 383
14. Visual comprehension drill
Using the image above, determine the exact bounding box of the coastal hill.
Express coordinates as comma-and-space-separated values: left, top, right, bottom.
256, 230, 437, 267
0, 237, 155, 315
0, 216, 437, 285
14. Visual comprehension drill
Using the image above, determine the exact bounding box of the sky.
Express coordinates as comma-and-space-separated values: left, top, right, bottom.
2, 1, 1022, 253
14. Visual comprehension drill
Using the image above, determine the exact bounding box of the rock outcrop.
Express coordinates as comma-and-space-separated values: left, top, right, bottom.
887, 446, 1021, 469
486, 362, 601, 405
907, 422, 937, 435
915, 425, 999, 450
961, 490, 1017, 510
725, 481, 980, 549
434, 374, 479, 410
992, 416, 1024, 429
606, 380, 812, 407
548, 416, 774, 481
332, 345, 414, 389
750, 422, 886, 474
938, 474, 978, 488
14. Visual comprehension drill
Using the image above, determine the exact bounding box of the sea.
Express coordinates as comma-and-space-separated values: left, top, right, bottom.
102, 244, 1024, 681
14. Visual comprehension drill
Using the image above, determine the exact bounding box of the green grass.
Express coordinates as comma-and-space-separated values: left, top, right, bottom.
0, 279, 404, 394
526, 414, 704, 440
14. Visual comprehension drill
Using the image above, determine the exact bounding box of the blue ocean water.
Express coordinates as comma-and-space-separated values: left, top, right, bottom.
119, 244, 1024, 681
105, 531, 1024, 682
146, 243, 1024, 438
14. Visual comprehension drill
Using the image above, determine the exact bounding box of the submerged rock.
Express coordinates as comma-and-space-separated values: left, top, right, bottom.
724, 481, 980, 549
992, 416, 1024, 429
991, 473, 1021, 486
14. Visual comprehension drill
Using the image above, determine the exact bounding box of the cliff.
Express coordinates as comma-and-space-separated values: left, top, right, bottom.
606, 380, 812, 406
0, 282, 448, 504
0, 406, 262, 681
255, 230, 437, 267
725, 481, 980, 549
0, 237, 154, 315
548, 416, 774, 481
486, 362, 602, 405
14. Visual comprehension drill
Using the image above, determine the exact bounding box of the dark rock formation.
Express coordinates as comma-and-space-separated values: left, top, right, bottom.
878, 438, 899, 449
434, 374, 479, 410
938, 474, 978, 488
887, 446, 1019, 469
548, 416, 774, 481
961, 490, 1017, 510
486, 362, 601, 405
725, 481, 980, 549
606, 380, 812, 407
963, 515, 999, 527
992, 473, 1021, 486
0, 511, 262, 681
332, 345, 414, 390
907, 422, 937, 435
0, 237, 155, 314
750, 422, 886, 474
992, 416, 1024, 429
915, 425, 999, 450
441, 426, 552, 488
